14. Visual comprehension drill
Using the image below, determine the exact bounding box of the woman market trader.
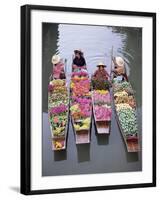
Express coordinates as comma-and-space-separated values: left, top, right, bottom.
73, 49, 86, 67
112, 56, 128, 82
51, 54, 66, 79
92, 62, 110, 80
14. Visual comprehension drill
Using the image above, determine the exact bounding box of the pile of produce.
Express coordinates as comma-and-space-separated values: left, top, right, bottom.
113, 81, 134, 95
113, 81, 138, 137
92, 77, 112, 121
70, 70, 92, 132
48, 79, 69, 149
92, 79, 111, 90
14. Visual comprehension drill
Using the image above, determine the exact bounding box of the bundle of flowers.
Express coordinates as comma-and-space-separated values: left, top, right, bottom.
94, 105, 112, 121
53, 140, 65, 150
71, 70, 88, 77
92, 79, 110, 90
71, 96, 92, 105
113, 81, 134, 94
70, 103, 91, 120
93, 90, 111, 105
73, 118, 91, 131
49, 93, 68, 103
48, 79, 67, 93
50, 115, 67, 136
50, 104, 68, 115
71, 79, 90, 97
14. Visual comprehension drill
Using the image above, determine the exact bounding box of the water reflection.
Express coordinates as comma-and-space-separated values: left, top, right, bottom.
57, 24, 128, 77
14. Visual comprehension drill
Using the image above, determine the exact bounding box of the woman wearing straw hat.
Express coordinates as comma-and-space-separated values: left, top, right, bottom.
51, 54, 66, 79
92, 62, 110, 80
73, 49, 86, 69
112, 56, 128, 82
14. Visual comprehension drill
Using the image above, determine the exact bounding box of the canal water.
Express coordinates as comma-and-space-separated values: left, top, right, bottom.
42, 23, 142, 176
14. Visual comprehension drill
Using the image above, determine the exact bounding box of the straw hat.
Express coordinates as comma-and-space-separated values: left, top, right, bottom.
115, 57, 125, 67
74, 49, 83, 54
51, 54, 61, 64
97, 62, 106, 68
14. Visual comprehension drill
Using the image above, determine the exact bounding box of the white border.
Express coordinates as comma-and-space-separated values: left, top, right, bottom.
31, 10, 153, 190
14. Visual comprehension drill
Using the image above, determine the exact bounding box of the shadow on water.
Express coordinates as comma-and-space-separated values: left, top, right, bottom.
77, 144, 90, 162
126, 152, 139, 162
53, 150, 67, 161
93, 119, 110, 145
96, 134, 109, 145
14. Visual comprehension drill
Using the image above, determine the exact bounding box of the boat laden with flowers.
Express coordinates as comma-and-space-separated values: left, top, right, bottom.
70, 66, 92, 144
48, 79, 69, 151
112, 77, 140, 152
91, 78, 112, 134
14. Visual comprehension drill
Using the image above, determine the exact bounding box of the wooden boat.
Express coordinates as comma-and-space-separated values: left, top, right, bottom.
91, 78, 112, 134
70, 65, 92, 144
48, 78, 69, 151
112, 74, 140, 152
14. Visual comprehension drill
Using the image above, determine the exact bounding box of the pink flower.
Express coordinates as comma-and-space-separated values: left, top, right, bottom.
72, 71, 88, 77
50, 104, 67, 115
94, 105, 112, 121
93, 91, 111, 104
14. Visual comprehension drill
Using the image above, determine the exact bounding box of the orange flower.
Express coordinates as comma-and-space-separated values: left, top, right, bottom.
53, 116, 59, 123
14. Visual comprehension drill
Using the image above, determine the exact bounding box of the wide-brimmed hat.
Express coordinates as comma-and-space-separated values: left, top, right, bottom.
97, 62, 106, 68
51, 54, 61, 64
115, 57, 125, 67
74, 49, 83, 54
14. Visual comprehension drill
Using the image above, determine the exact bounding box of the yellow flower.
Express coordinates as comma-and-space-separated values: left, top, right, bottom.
83, 118, 90, 124
116, 103, 132, 111
95, 90, 108, 95
70, 82, 74, 88
74, 124, 80, 130
114, 91, 128, 97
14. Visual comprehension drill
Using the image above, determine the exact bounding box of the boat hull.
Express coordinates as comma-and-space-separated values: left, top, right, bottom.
70, 65, 92, 144
48, 79, 69, 151
112, 84, 140, 152
92, 90, 112, 135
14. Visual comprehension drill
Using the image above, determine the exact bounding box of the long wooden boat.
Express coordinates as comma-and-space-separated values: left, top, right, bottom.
48, 78, 69, 151
70, 65, 92, 144
112, 75, 140, 152
91, 78, 112, 134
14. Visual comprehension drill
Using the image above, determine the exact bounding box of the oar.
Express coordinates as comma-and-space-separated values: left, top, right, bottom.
110, 46, 114, 78
64, 58, 67, 75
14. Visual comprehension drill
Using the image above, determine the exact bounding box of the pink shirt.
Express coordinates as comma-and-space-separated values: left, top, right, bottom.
52, 62, 64, 79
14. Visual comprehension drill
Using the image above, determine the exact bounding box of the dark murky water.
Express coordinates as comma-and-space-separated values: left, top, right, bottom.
42, 23, 142, 176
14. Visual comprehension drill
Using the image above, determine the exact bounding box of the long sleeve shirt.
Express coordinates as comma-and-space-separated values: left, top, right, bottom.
52, 62, 65, 79
93, 69, 109, 80
73, 57, 86, 67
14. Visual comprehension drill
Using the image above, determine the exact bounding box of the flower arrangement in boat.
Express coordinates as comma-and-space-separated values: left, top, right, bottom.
93, 90, 111, 105
94, 105, 112, 121
113, 81, 138, 137
117, 105, 138, 136
92, 89, 112, 121
70, 71, 92, 131
48, 79, 69, 150
73, 118, 91, 131
50, 104, 67, 115
92, 79, 111, 90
